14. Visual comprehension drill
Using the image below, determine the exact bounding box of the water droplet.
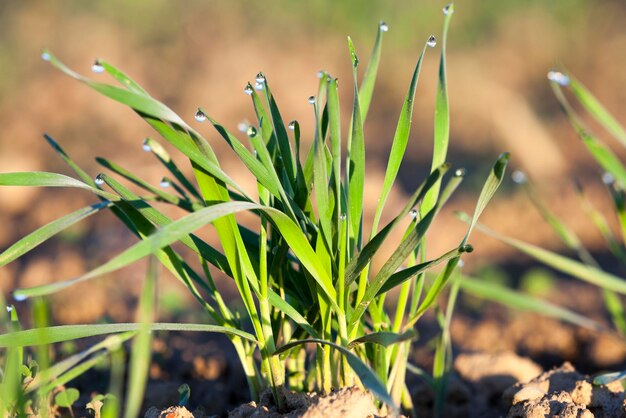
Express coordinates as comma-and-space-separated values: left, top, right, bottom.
547, 70, 570, 87
6, 305, 13, 313
13, 293, 28, 302
339, 213, 347, 221
455, 168, 466, 177
91, 60, 105, 74
461, 244, 474, 253
379, 21, 389, 32
511, 170, 527, 184
308, 96, 316, 104
288, 121, 297, 131
41, 51, 51, 61
458, 259, 465, 268
409, 209, 418, 219
142, 139, 152, 152
602, 172, 615, 185
160, 178, 171, 188
317, 70, 325, 79
94, 174, 105, 185
247, 126, 257, 137
255, 72, 265, 84
326, 75, 333, 83
254, 82, 264, 91
194, 109, 207, 123
244, 84, 254, 95
237, 121, 249, 133
443, 3, 454, 16
427, 35, 437, 48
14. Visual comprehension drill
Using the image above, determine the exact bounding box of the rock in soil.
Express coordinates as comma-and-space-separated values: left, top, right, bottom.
504, 362, 626, 417
227, 386, 391, 418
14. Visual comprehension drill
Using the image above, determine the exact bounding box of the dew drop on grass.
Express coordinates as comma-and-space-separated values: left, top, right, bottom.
13, 293, 28, 302
237, 121, 249, 133
308, 96, 316, 104
409, 209, 418, 219
254, 82, 264, 91
255, 72, 266, 84
6, 305, 13, 313
91, 60, 105, 73
142, 139, 152, 152
455, 168, 466, 177
317, 70, 325, 79
379, 21, 389, 32
247, 126, 257, 138
427, 35, 437, 48
160, 178, 171, 188
94, 174, 105, 185
547, 71, 570, 87
458, 259, 465, 268
511, 170, 527, 184
443, 4, 454, 16
288, 121, 297, 131
244, 84, 254, 95
41, 51, 51, 61
194, 109, 207, 123
339, 213, 347, 221
602, 172, 615, 185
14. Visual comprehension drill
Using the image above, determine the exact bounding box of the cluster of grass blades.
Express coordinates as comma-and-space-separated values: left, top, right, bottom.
1, 4, 510, 416
459, 70, 626, 385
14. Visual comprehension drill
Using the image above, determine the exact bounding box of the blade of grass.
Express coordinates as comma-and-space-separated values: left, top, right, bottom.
0, 172, 119, 201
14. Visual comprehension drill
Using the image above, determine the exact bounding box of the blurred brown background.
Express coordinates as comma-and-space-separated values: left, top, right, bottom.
2, 0, 626, 323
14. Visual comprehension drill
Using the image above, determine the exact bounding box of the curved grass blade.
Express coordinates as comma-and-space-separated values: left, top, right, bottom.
348, 330, 415, 349
0, 201, 111, 267
275, 339, 398, 412
43, 134, 94, 185
421, 7, 454, 215
14, 202, 339, 312
0, 172, 119, 201
467, 219, 626, 295
98, 60, 150, 96
551, 82, 626, 187
44, 51, 187, 128
460, 277, 602, 330
358, 22, 385, 120
568, 75, 626, 148
0, 323, 256, 347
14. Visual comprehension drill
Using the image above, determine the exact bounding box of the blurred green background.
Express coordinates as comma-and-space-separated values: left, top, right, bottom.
1, 0, 626, 323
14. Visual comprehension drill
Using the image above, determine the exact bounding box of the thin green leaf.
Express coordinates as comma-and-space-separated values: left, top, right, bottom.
460, 277, 602, 330
0, 201, 111, 267
568, 75, 626, 148
0, 323, 256, 347
0, 172, 119, 201
593, 370, 626, 386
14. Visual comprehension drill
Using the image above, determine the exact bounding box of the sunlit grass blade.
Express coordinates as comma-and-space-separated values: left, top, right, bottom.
358, 22, 385, 120
43, 134, 94, 185
460, 277, 602, 330
44, 51, 187, 128
371, 44, 429, 235
422, 6, 454, 216
275, 339, 398, 412
468, 219, 626, 295
593, 370, 626, 385
347, 39, 365, 247
0, 201, 111, 267
568, 75, 626, 148
0, 323, 257, 347
124, 256, 157, 418
98, 59, 150, 96
347, 330, 415, 349
0, 172, 118, 201
550, 82, 626, 187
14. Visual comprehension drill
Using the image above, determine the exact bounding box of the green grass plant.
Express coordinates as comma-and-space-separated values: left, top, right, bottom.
0, 4, 509, 415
